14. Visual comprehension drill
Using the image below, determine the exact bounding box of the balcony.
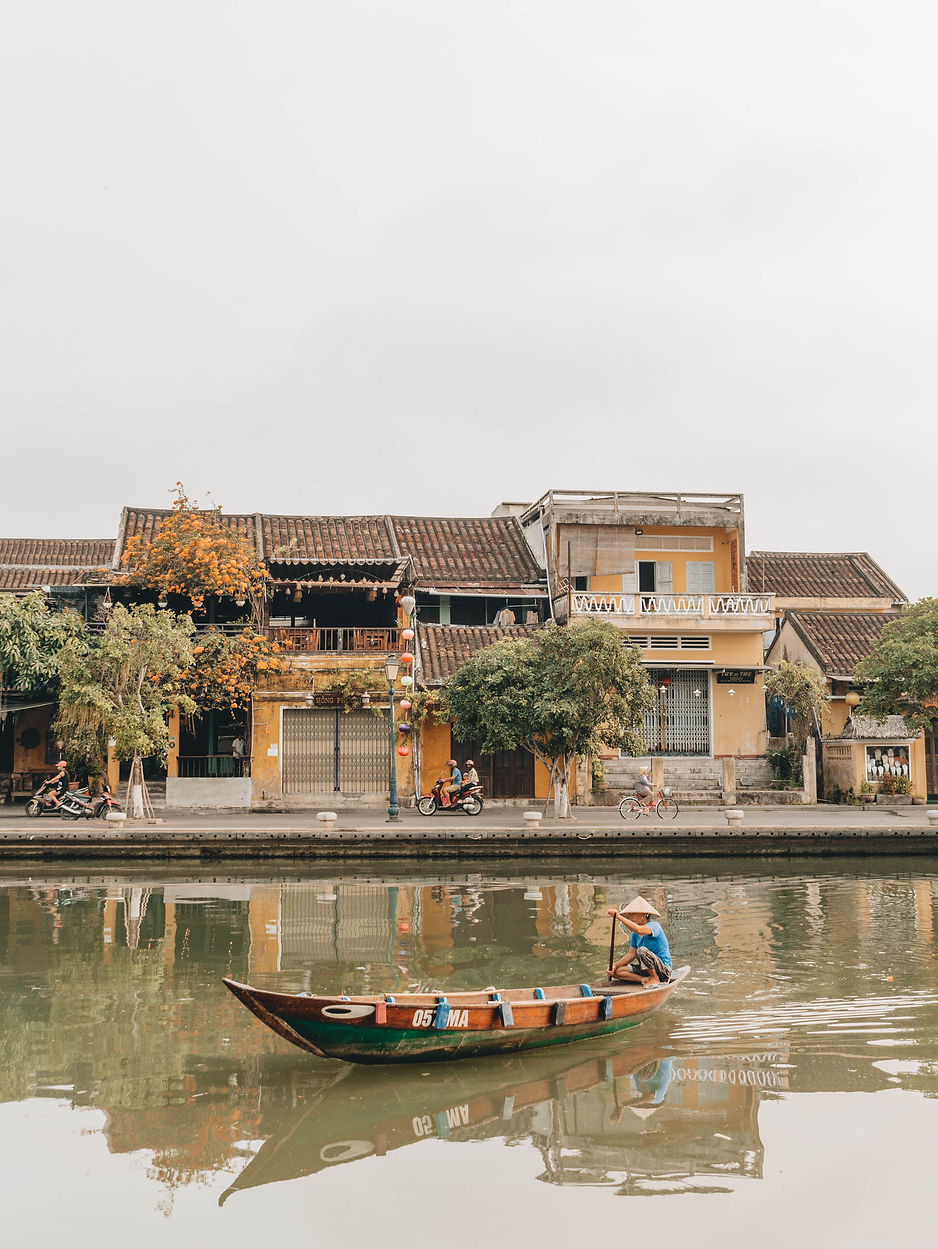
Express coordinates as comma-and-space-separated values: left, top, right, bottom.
567, 592, 775, 628
268, 626, 400, 654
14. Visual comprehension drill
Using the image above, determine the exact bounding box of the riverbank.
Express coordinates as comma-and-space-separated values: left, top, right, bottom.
1, 802, 937, 858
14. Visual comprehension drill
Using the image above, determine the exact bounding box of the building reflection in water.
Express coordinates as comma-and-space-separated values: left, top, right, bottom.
0, 866, 935, 1204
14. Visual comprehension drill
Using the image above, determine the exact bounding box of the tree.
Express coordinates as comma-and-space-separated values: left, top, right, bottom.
55, 605, 196, 814
855, 599, 938, 734
0, 592, 87, 693
121, 484, 268, 622
764, 660, 829, 778
184, 628, 285, 712
441, 619, 655, 818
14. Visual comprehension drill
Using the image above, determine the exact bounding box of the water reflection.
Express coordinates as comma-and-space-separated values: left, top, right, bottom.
1, 859, 937, 1212
220, 1025, 770, 1202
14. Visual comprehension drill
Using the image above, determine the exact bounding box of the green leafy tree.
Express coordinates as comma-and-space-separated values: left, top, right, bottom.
764, 661, 829, 774
0, 593, 87, 693
55, 605, 197, 794
441, 619, 654, 818
855, 599, 938, 734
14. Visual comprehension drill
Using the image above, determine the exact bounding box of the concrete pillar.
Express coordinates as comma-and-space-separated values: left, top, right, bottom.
721, 756, 737, 806
650, 757, 664, 788
106, 742, 119, 795
167, 709, 180, 779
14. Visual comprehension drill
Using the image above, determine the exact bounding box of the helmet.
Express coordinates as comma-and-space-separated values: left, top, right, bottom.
447, 759, 457, 767
56, 760, 67, 768
465, 759, 474, 767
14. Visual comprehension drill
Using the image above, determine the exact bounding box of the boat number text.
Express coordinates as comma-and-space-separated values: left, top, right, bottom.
412, 1105, 470, 1137
411, 1008, 470, 1028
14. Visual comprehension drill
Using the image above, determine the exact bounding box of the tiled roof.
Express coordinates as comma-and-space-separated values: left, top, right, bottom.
262, 516, 398, 562
390, 517, 545, 590
118, 508, 260, 559
747, 551, 906, 601
785, 611, 896, 678
833, 714, 913, 742
417, 623, 541, 684
0, 539, 114, 593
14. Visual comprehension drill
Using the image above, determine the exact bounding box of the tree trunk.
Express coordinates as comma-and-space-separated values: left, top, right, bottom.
552, 756, 572, 819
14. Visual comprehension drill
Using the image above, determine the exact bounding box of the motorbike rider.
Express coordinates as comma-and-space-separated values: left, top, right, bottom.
441, 759, 463, 807
463, 759, 480, 788
45, 760, 70, 810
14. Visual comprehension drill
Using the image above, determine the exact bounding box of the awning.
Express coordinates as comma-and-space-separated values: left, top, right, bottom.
0, 698, 55, 714
421, 584, 549, 598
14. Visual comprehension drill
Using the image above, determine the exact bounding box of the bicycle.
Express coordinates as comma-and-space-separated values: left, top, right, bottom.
618, 786, 680, 821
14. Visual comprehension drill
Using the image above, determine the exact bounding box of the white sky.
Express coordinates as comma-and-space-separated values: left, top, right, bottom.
2, 2, 937, 598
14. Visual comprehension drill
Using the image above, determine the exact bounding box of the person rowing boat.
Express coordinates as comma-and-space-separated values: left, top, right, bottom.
607, 895, 673, 986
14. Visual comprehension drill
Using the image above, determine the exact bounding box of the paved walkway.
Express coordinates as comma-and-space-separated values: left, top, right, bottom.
1, 801, 937, 859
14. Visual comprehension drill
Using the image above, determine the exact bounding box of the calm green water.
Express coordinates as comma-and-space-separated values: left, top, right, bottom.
2, 857, 937, 1246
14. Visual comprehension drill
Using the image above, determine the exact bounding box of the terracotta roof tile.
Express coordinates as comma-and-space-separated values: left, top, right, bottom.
786, 611, 896, 677
262, 515, 397, 562
0, 539, 114, 593
418, 623, 541, 684
747, 552, 905, 601
391, 516, 544, 589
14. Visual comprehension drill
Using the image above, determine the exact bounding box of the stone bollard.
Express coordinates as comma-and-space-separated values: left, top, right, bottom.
105, 810, 126, 828
523, 811, 543, 825
927, 809, 938, 827
317, 811, 338, 830
724, 808, 744, 829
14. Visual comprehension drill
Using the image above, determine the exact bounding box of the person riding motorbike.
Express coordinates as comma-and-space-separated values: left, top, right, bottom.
46, 760, 70, 810
441, 759, 463, 807
463, 759, 480, 788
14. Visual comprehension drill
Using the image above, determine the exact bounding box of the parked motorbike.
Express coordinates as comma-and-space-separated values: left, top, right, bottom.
417, 777, 484, 816
92, 781, 123, 820
58, 785, 97, 820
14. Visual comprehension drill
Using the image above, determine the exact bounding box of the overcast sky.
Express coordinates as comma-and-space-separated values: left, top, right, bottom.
3, 2, 937, 597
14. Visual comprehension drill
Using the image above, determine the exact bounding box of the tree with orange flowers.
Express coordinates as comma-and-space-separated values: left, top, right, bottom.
121, 484, 268, 623
184, 628, 284, 711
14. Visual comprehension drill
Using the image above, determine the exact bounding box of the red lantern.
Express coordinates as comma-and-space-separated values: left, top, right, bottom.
400, 651, 414, 665
397, 744, 410, 756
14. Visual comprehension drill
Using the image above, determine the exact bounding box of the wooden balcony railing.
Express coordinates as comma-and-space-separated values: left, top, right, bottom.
268, 626, 400, 653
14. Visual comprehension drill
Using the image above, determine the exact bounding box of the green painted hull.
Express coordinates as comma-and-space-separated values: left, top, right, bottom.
283, 1011, 650, 1063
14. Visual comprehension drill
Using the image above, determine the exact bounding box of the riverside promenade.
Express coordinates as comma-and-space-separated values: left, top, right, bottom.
1, 802, 937, 859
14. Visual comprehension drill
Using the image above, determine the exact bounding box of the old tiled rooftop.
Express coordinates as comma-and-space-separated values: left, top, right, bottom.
785, 611, 897, 678
747, 551, 905, 601
418, 623, 541, 685
0, 539, 114, 593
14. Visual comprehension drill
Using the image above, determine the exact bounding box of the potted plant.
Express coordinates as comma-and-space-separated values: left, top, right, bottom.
876, 773, 914, 805
860, 781, 876, 804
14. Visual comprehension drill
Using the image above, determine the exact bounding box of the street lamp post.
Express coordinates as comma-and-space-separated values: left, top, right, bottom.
384, 657, 400, 822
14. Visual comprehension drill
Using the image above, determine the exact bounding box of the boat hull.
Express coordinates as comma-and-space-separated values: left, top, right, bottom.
223, 968, 689, 1065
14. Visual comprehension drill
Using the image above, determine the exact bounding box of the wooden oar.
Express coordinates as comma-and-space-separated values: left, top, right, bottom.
607, 911, 619, 981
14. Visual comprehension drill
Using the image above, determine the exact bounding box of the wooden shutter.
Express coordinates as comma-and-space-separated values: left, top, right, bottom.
655, 561, 673, 593
686, 561, 715, 593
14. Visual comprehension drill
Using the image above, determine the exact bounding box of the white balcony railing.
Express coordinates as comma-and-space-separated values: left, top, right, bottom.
570, 592, 773, 618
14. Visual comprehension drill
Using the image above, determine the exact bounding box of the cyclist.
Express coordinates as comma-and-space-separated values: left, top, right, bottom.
634, 766, 655, 813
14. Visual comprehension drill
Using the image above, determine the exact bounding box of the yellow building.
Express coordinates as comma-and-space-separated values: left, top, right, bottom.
754, 551, 926, 802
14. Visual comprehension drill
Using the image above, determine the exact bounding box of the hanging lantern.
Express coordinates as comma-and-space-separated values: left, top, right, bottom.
157, 596, 168, 609
400, 595, 416, 617
401, 628, 415, 642
400, 675, 414, 687
400, 698, 412, 711
397, 744, 410, 756
400, 651, 414, 665
397, 721, 412, 734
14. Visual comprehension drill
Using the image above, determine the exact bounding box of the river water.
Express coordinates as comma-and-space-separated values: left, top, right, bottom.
2, 856, 936, 1246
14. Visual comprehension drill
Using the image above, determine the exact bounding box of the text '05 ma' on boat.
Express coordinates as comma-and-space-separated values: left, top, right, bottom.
222, 967, 691, 1065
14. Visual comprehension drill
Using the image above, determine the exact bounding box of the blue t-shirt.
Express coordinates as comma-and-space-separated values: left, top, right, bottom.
632, 920, 672, 969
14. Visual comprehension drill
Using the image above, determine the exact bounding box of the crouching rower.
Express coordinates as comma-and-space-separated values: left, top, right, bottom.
607, 895, 672, 986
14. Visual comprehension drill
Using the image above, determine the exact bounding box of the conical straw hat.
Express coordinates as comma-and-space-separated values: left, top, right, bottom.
622, 895, 661, 917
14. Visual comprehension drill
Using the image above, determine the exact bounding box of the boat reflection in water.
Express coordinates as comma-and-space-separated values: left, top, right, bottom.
222, 1022, 775, 1203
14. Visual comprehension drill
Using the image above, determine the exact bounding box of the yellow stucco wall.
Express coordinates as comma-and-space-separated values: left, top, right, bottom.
579, 526, 737, 593
420, 718, 551, 799
825, 735, 926, 801
9, 708, 57, 778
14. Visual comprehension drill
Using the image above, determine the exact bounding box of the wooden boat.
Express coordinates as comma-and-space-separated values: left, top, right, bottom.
222, 966, 690, 1065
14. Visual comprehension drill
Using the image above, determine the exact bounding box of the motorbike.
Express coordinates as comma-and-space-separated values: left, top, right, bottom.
25, 779, 122, 820
417, 777, 484, 816
92, 781, 123, 820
